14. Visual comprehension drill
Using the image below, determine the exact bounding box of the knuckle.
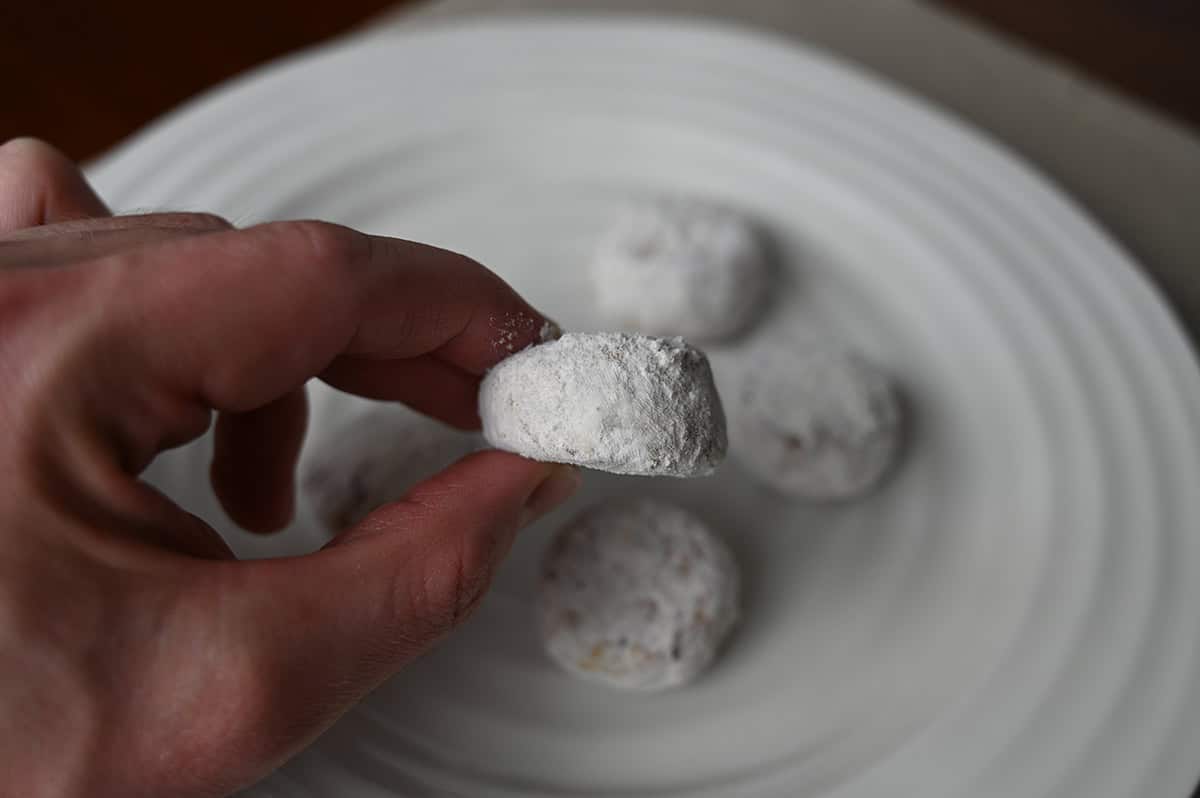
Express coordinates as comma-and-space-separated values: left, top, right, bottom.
0, 137, 100, 224
223, 647, 279, 722
283, 219, 369, 278
398, 530, 497, 637
0, 138, 84, 196
169, 646, 281, 784
0, 137, 68, 173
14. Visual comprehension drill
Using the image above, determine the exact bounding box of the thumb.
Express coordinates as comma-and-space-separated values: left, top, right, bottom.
325, 451, 581, 637
195, 451, 579, 765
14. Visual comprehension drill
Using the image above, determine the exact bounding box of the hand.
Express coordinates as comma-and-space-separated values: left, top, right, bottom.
0, 138, 580, 798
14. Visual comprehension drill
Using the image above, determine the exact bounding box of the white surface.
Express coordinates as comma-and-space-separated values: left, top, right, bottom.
87, 18, 1200, 798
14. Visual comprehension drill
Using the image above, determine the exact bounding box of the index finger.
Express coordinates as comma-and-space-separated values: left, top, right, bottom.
97, 220, 552, 458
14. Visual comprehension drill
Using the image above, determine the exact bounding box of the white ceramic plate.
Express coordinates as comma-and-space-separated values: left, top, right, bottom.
87, 17, 1200, 798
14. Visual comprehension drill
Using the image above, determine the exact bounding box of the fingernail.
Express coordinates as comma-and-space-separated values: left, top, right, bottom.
520, 464, 582, 527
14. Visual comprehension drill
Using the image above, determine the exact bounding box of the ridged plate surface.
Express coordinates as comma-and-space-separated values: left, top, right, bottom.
88, 18, 1200, 798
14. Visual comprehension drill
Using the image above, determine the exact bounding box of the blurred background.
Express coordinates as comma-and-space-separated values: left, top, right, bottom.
1, 0, 1197, 160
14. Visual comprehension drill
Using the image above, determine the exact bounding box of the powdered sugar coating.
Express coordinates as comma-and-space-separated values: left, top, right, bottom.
301, 405, 476, 531
538, 499, 740, 691
731, 343, 903, 500
478, 332, 727, 476
590, 198, 771, 341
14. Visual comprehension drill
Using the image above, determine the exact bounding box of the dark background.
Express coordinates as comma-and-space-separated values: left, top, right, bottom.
0, 0, 1197, 161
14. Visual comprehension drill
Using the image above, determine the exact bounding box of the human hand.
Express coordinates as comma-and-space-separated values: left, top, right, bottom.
0, 138, 580, 798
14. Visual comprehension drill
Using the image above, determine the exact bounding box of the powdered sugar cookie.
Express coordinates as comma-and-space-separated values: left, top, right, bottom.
591, 198, 771, 341
731, 342, 903, 500
479, 332, 726, 477
538, 499, 740, 691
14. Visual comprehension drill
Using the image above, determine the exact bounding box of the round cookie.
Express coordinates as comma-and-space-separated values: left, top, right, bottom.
301, 404, 476, 532
590, 198, 771, 341
479, 332, 727, 477
538, 499, 740, 691
731, 343, 903, 500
